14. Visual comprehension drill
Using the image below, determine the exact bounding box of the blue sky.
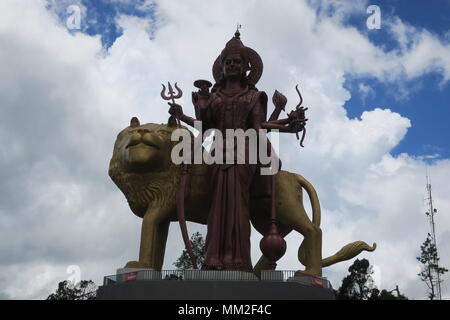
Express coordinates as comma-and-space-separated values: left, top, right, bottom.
57, 0, 450, 160
81, 0, 155, 47
341, 0, 450, 160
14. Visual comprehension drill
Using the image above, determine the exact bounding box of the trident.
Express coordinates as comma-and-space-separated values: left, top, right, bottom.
161, 82, 183, 126
160, 81, 197, 268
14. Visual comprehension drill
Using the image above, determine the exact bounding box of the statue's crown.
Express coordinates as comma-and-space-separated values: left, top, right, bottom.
213, 28, 263, 85
220, 29, 246, 60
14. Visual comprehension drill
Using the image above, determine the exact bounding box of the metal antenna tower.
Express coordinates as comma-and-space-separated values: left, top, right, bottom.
425, 169, 442, 300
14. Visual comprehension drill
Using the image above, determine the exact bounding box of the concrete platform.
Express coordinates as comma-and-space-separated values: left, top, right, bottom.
97, 279, 335, 300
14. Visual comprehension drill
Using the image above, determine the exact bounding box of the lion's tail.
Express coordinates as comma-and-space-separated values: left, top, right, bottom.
295, 174, 321, 227
295, 174, 376, 267
322, 241, 377, 267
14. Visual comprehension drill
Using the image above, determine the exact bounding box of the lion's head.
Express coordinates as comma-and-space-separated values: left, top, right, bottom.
109, 116, 185, 218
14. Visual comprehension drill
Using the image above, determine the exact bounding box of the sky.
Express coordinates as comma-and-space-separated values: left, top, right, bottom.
0, 0, 449, 299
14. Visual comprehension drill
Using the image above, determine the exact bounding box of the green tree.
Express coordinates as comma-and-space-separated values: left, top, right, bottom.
337, 259, 408, 300
417, 233, 448, 300
47, 280, 97, 300
174, 232, 206, 270
369, 287, 408, 300
337, 258, 374, 300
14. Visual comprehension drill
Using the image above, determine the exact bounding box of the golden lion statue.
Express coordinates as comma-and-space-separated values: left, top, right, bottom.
109, 116, 376, 277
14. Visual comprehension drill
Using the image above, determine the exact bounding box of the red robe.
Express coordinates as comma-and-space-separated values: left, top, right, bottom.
196, 87, 268, 271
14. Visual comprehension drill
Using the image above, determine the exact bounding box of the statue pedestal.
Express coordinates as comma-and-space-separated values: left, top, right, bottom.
97, 269, 335, 300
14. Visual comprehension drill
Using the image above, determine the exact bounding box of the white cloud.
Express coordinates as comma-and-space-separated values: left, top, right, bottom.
358, 83, 375, 103
380, 16, 450, 86
0, 0, 449, 300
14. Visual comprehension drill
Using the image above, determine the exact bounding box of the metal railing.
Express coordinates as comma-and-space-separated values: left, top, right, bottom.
103, 270, 299, 286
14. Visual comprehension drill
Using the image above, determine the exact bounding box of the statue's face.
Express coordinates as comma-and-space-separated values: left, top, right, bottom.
222, 53, 245, 79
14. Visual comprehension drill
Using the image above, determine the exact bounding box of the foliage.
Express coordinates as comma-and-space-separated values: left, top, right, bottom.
47, 280, 97, 300
416, 233, 448, 300
174, 232, 206, 270
369, 288, 408, 300
337, 258, 374, 300
164, 274, 183, 280
337, 258, 408, 300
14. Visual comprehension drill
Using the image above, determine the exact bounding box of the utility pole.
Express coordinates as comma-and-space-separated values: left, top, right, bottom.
425, 172, 442, 300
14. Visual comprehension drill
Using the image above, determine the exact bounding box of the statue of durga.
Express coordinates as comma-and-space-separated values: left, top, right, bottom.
168, 29, 307, 272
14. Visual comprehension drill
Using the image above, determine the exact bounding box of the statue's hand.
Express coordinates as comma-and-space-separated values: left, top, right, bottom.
288, 119, 304, 133
168, 102, 184, 118
289, 106, 307, 121
288, 106, 308, 132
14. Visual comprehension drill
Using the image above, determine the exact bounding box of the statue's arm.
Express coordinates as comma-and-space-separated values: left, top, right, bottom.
180, 114, 197, 127
262, 117, 306, 133
262, 121, 296, 132
168, 102, 196, 127
262, 106, 307, 133
268, 108, 282, 122
168, 91, 217, 128
269, 118, 290, 125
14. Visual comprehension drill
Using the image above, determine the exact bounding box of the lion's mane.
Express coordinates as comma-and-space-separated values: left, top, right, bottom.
108, 122, 182, 218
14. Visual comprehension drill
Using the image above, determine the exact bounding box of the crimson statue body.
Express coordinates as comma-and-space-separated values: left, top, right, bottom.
169, 30, 305, 271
